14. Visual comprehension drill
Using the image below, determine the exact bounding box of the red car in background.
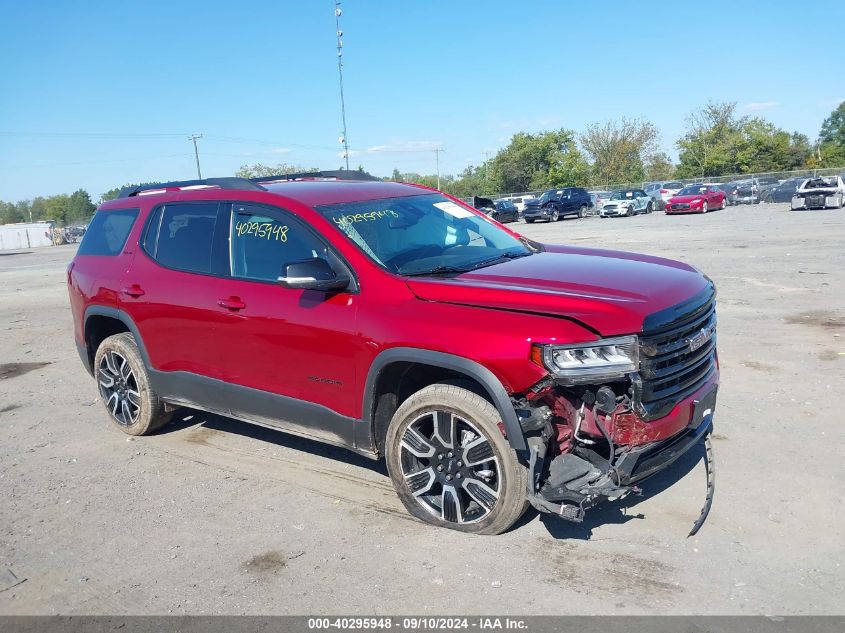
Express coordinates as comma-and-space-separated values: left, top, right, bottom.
665, 184, 726, 214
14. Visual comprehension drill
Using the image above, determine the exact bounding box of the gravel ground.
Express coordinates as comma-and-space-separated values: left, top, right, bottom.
0, 202, 843, 615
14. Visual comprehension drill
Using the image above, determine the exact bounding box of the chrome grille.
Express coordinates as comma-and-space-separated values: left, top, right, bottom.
637, 286, 717, 420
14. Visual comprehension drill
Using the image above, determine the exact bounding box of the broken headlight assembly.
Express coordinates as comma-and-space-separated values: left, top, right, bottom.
531, 336, 639, 384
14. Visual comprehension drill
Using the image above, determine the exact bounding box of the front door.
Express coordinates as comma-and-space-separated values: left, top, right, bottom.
212, 202, 364, 443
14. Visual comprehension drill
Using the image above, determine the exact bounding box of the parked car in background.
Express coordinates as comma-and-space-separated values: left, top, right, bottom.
761, 178, 805, 203
733, 179, 759, 205
644, 181, 684, 210
665, 184, 726, 214
599, 189, 653, 217
472, 196, 495, 212
791, 176, 845, 210
755, 176, 781, 201
504, 195, 534, 213
488, 199, 520, 223
523, 187, 591, 223
588, 191, 611, 215
714, 182, 738, 206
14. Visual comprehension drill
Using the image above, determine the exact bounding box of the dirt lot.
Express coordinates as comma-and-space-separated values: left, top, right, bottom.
1, 202, 843, 615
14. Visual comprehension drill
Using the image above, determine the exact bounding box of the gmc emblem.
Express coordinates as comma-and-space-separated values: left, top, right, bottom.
687, 325, 715, 352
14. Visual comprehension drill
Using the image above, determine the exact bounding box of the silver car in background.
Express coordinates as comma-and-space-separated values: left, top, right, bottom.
791, 176, 845, 210
644, 181, 684, 210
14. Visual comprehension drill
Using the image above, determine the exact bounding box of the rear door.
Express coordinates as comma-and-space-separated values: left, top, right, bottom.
120, 201, 234, 387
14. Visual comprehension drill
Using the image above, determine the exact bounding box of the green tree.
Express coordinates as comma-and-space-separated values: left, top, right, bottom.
818, 101, 845, 166
580, 118, 660, 185
43, 194, 71, 226
490, 129, 589, 192
234, 163, 319, 178
66, 189, 96, 224
644, 152, 675, 181
676, 101, 743, 178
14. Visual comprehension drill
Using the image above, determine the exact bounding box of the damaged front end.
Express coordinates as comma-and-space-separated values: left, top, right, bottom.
514, 286, 719, 532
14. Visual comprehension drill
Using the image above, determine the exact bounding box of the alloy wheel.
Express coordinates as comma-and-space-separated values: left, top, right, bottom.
702, 202, 708, 213
551, 208, 559, 221
97, 350, 141, 426
399, 410, 500, 525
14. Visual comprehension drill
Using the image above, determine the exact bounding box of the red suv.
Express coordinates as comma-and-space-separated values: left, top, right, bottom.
68, 172, 718, 535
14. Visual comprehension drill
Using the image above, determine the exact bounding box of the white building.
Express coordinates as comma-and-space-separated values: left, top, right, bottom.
0, 222, 55, 250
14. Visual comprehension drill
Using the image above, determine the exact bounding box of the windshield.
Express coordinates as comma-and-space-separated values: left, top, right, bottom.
610, 190, 635, 200
315, 193, 531, 276
537, 190, 555, 204
678, 185, 707, 195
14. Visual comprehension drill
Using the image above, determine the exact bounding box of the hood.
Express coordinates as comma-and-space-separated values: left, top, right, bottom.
669, 194, 704, 203
404, 247, 710, 336
524, 199, 544, 208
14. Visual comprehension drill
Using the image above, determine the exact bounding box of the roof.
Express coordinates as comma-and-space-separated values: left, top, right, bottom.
109, 176, 432, 209
262, 180, 429, 206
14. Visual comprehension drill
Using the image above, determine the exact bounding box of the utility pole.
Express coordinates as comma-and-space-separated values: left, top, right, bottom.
434, 147, 444, 190
335, 2, 350, 171
188, 134, 203, 179
483, 151, 492, 183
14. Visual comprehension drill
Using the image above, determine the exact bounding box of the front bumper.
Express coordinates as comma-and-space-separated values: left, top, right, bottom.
523, 208, 550, 220
599, 207, 626, 217
665, 204, 702, 214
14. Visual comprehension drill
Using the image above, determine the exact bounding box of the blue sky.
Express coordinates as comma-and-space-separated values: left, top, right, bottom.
1, 0, 843, 202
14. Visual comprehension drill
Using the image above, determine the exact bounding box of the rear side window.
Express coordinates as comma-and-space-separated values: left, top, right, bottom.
150, 202, 219, 274
77, 209, 138, 256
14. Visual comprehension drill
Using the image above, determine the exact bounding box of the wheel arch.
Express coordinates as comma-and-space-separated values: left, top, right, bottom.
83, 306, 152, 374
361, 348, 527, 456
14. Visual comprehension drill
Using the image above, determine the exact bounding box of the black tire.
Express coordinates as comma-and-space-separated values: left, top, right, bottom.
385, 384, 528, 535
93, 332, 173, 436
578, 204, 587, 218
550, 207, 560, 222
646, 202, 653, 214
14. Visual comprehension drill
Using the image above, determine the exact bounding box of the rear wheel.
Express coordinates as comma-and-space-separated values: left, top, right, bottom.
94, 333, 172, 436
385, 384, 528, 535
578, 204, 587, 218
646, 202, 653, 214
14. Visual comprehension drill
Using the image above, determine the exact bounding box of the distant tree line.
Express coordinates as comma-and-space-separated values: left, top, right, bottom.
3, 101, 844, 222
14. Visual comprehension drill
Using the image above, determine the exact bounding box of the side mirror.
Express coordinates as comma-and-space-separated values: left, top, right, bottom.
278, 257, 349, 292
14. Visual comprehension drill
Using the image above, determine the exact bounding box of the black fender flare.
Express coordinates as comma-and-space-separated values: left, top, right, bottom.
83, 306, 153, 370
361, 347, 527, 452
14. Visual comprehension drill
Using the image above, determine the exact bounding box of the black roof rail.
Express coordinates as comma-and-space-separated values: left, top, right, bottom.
117, 177, 267, 198
250, 170, 380, 183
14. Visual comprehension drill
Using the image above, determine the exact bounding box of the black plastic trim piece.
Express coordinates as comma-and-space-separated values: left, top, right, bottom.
76, 340, 93, 376
118, 178, 266, 198
250, 170, 379, 183
82, 306, 153, 369
361, 348, 527, 452
147, 370, 371, 456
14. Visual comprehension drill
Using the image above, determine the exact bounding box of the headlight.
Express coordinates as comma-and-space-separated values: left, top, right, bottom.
531, 336, 639, 384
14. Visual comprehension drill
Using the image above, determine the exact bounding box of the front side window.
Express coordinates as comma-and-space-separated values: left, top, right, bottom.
230, 204, 327, 282
152, 202, 219, 274
315, 193, 532, 276
77, 208, 138, 256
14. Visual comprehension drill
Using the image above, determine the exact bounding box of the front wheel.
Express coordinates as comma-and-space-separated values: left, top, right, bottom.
550, 208, 560, 222
720, 197, 726, 210
701, 202, 708, 214
385, 384, 528, 535
94, 333, 173, 435
646, 202, 653, 214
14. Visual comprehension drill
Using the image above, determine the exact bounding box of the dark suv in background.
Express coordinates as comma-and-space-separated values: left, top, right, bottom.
523, 187, 592, 222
